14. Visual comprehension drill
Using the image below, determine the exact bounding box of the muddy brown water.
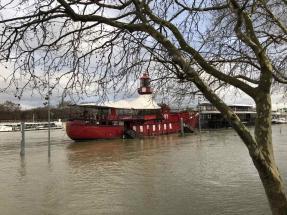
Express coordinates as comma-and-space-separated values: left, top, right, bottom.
0, 125, 286, 215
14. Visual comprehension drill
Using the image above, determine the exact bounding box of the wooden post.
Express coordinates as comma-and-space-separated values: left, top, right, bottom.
198, 110, 201, 132
198, 97, 202, 133
20, 122, 25, 156
180, 118, 184, 136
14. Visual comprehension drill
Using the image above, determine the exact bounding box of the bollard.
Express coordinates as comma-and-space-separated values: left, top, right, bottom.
20, 122, 25, 156
180, 118, 184, 136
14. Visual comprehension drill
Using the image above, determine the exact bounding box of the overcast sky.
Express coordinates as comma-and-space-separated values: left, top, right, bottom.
0, 58, 286, 110
0, 78, 286, 111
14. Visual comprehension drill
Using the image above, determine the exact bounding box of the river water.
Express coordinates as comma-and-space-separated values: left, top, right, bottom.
0, 125, 286, 215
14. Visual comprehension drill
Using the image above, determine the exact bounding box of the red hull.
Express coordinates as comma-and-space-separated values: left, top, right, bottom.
66, 121, 124, 140
66, 113, 198, 141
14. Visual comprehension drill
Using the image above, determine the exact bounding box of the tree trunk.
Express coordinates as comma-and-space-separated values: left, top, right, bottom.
252, 93, 287, 215
252, 156, 287, 215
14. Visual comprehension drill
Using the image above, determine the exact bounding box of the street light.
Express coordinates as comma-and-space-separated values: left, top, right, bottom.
47, 71, 51, 158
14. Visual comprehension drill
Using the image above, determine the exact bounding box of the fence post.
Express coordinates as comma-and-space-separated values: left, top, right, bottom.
20, 122, 25, 156
198, 110, 201, 132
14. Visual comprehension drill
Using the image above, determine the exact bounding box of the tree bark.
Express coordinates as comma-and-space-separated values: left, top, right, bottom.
252, 93, 287, 215
252, 155, 287, 215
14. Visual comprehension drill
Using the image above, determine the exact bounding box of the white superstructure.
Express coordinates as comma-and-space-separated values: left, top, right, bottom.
80, 94, 160, 110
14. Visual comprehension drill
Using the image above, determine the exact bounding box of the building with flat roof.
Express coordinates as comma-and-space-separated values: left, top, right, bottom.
198, 103, 256, 129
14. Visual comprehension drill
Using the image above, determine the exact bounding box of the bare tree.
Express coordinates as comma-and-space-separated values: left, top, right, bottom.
0, 0, 287, 213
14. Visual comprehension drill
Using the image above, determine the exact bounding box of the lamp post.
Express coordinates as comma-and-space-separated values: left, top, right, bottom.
47, 71, 51, 157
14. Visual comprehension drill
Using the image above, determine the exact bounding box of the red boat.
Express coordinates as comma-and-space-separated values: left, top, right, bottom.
66, 73, 198, 141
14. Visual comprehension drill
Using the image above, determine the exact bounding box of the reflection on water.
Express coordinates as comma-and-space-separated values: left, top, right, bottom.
0, 125, 286, 215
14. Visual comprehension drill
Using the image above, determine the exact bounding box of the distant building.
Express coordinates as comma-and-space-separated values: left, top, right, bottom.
198, 103, 257, 129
